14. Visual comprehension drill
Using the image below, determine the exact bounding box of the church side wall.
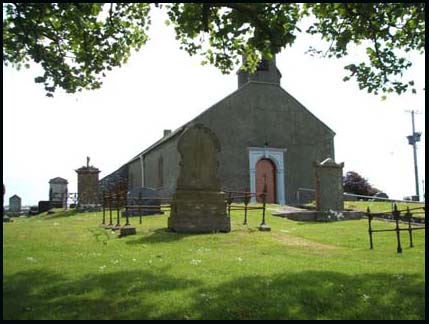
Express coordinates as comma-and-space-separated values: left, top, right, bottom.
137, 136, 181, 197
128, 160, 142, 190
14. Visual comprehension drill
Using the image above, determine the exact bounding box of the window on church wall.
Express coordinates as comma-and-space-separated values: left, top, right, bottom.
158, 156, 164, 188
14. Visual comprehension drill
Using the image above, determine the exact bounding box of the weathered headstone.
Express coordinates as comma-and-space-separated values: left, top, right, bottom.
122, 187, 162, 217
9, 195, 21, 213
49, 177, 68, 208
314, 158, 344, 212
168, 124, 231, 233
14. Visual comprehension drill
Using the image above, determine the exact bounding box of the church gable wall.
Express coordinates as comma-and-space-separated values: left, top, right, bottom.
193, 82, 335, 204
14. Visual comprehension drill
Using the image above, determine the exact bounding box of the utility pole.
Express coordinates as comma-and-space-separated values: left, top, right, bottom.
406, 110, 421, 201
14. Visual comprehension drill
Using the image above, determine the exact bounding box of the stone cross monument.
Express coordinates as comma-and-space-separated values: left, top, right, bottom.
75, 157, 101, 209
168, 124, 231, 233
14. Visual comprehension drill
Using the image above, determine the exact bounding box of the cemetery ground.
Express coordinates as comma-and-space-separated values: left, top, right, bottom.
3, 204, 425, 320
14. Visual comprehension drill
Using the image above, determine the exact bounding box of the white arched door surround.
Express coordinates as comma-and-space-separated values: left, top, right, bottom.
248, 147, 286, 205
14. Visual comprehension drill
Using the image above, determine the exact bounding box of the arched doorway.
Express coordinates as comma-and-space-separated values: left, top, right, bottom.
256, 158, 276, 203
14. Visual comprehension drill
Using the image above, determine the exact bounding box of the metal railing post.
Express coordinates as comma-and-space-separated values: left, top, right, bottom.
393, 204, 402, 253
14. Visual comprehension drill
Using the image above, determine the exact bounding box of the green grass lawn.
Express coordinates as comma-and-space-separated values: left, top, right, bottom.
3, 206, 425, 320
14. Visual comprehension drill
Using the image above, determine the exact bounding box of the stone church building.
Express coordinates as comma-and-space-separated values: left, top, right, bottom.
100, 57, 335, 205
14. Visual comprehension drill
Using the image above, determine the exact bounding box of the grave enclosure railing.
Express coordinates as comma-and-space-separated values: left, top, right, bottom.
366, 204, 425, 253
99, 188, 268, 230
100, 191, 172, 229
224, 189, 268, 227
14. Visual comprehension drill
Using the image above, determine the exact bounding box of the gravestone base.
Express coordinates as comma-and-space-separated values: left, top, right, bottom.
122, 209, 164, 217
168, 190, 231, 233
111, 224, 122, 231
258, 224, 271, 231
119, 225, 137, 237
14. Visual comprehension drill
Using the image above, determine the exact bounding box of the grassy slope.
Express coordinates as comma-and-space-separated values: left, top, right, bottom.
344, 201, 425, 215
3, 206, 425, 320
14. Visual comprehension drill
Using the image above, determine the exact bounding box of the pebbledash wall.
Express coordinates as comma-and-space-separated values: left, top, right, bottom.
100, 56, 335, 205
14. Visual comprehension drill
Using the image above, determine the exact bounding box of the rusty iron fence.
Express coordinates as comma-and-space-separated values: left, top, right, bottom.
49, 192, 79, 209
99, 187, 269, 230
366, 204, 425, 253
224, 187, 268, 227
100, 190, 172, 229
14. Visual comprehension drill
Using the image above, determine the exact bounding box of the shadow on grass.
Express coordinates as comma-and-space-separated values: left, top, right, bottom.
125, 228, 196, 245
3, 269, 424, 320
187, 271, 424, 320
3, 268, 202, 320
39, 209, 81, 220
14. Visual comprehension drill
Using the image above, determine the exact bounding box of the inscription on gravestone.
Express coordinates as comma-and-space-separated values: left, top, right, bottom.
168, 124, 231, 233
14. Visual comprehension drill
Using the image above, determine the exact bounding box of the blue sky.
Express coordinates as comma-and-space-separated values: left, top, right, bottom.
3, 7, 425, 206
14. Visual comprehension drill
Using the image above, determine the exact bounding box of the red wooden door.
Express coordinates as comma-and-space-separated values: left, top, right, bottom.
256, 158, 276, 203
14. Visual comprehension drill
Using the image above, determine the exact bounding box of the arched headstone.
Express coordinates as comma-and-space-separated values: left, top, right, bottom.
168, 124, 231, 233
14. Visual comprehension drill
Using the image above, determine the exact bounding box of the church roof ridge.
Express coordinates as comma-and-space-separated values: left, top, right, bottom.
126, 81, 255, 165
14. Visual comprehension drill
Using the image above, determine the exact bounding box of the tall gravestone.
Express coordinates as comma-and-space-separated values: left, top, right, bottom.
168, 124, 231, 233
314, 158, 344, 212
9, 195, 22, 213
76, 157, 101, 209
49, 177, 68, 208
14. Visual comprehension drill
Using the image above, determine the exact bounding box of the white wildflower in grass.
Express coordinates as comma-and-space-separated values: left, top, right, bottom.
99, 265, 106, 271
237, 257, 243, 262
190, 259, 202, 265
26, 257, 36, 262
132, 258, 137, 262
112, 259, 119, 264
263, 279, 273, 287
197, 247, 211, 253
362, 294, 370, 302
393, 274, 403, 280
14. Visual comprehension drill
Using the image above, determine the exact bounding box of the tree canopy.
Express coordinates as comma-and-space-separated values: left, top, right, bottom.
343, 171, 382, 197
3, 3, 425, 97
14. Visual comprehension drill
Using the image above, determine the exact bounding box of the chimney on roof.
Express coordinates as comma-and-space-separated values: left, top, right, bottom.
163, 129, 172, 137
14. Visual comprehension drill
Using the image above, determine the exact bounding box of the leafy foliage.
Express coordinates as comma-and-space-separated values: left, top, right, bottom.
3, 3, 425, 97
3, 3, 150, 96
343, 171, 381, 197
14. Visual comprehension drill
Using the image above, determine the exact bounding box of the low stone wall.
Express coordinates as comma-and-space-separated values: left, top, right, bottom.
273, 210, 363, 222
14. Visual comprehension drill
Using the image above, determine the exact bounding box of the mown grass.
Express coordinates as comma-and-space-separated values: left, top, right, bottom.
3, 205, 425, 320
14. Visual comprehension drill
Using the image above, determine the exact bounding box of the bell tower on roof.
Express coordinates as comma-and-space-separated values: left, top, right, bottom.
237, 55, 282, 88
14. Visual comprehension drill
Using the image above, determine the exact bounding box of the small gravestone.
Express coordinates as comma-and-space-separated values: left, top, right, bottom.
38, 201, 51, 214
122, 187, 162, 217
168, 124, 231, 233
3, 215, 11, 222
119, 225, 137, 237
